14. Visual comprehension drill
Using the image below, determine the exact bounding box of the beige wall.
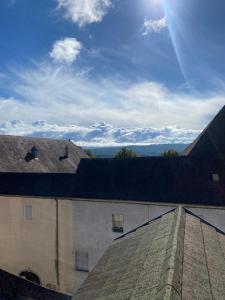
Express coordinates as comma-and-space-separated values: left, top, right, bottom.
58, 199, 74, 293
0, 196, 73, 295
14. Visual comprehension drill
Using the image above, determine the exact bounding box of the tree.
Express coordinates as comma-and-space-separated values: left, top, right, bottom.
84, 149, 95, 158
161, 149, 179, 157
114, 147, 137, 158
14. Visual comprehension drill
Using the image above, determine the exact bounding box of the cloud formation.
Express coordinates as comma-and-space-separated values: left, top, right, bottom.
0, 120, 200, 146
50, 37, 82, 64
142, 18, 167, 35
0, 62, 224, 146
57, 0, 112, 27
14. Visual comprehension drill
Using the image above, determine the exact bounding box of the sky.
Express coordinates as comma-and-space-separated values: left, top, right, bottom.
0, 0, 225, 146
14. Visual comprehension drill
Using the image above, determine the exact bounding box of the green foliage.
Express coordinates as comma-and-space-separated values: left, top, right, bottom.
114, 147, 138, 158
161, 149, 179, 157
84, 149, 95, 158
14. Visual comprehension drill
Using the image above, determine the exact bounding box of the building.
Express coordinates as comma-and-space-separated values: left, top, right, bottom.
0, 137, 88, 295
74, 206, 225, 300
0, 107, 225, 293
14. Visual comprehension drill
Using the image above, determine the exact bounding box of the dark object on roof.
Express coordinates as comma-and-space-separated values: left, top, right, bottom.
59, 146, 69, 161
0, 135, 88, 173
0, 267, 71, 300
25, 146, 39, 162
74, 207, 225, 300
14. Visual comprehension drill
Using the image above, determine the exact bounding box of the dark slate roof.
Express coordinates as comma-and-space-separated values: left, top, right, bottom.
182, 105, 225, 163
0, 267, 71, 300
0, 135, 88, 173
74, 207, 225, 300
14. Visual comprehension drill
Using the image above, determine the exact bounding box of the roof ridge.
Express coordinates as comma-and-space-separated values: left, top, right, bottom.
155, 206, 185, 299
0, 134, 75, 144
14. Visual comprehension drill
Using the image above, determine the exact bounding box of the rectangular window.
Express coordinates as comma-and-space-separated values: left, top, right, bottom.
212, 174, 220, 182
75, 251, 89, 272
112, 214, 124, 233
24, 205, 32, 220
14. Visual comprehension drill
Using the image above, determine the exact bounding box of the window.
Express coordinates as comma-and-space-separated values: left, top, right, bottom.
75, 251, 89, 272
212, 174, 220, 182
112, 214, 124, 233
24, 205, 32, 220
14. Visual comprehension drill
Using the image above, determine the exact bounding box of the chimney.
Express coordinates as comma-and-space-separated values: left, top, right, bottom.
65, 146, 69, 158
59, 146, 69, 161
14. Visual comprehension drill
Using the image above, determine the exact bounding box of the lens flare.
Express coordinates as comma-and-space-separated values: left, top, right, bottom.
162, 0, 189, 84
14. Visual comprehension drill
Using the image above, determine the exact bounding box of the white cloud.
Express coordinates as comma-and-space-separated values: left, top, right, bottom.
142, 18, 167, 35
56, 0, 112, 27
0, 120, 200, 146
1, 62, 225, 146
50, 37, 82, 64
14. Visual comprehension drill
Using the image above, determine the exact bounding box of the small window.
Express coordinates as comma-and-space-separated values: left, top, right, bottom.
212, 174, 220, 182
75, 251, 89, 272
24, 205, 32, 220
112, 214, 124, 233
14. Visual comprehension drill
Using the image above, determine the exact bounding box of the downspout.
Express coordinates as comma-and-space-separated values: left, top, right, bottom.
55, 198, 60, 290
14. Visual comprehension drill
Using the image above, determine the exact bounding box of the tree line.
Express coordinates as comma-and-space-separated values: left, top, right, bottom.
84, 147, 179, 158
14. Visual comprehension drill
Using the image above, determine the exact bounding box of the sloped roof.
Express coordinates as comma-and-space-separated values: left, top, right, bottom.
183, 105, 225, 163
74, 207, 225, 300
0, 135, 88, 173
0, 267, 71, 300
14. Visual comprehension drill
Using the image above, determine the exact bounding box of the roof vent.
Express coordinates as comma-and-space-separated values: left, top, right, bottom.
31, 146, 38, 159
25, 146, 38, 162
59, 146, 69, 161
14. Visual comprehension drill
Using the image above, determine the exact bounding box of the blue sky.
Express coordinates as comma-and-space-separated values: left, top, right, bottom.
0, 0, 225, 145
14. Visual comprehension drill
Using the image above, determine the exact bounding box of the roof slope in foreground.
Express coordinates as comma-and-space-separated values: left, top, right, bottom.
0, 135, 88, 173
74, 207, 225, 300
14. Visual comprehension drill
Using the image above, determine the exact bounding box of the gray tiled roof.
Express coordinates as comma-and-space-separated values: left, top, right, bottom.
0, 135, 88, 173
74, 207, 225, 300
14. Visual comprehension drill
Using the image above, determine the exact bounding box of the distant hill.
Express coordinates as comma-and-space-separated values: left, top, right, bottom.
85, 144, 189, 158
